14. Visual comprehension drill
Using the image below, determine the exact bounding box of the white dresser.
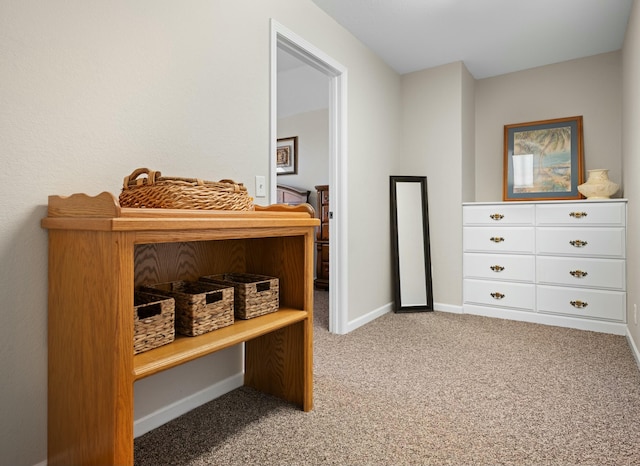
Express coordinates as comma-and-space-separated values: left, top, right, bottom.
463, 200, 627, 335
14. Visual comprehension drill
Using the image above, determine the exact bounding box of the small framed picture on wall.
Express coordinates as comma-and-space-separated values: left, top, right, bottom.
276, 136, 298, 175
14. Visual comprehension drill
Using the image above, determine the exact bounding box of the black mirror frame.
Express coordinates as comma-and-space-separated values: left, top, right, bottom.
390, 176, 434, 313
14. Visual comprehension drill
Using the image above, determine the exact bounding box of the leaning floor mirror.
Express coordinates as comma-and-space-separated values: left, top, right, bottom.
390, 176, 434, 312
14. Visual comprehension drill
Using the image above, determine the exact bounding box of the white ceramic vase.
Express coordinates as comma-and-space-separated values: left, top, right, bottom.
577, 169, 619, 199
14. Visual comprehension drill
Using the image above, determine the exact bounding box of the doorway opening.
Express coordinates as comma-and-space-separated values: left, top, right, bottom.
270, 19, 348, 334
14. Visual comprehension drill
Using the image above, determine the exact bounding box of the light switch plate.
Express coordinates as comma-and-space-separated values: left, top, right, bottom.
255, 175, 266, 198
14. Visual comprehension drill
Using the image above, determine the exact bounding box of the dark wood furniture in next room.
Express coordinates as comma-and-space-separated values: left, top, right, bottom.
276, 184, 310, 206
315, 184, 329, 290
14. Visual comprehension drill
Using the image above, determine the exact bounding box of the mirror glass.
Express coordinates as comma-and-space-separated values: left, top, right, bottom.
390, 176, 433, 312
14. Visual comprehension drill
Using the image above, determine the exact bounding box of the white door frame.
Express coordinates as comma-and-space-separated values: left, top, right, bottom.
270, 19, 348, 334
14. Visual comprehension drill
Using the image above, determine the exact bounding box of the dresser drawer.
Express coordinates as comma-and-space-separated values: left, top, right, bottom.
463, 204, 534, 226
537, 256, 625, 290
464, 253, 534, 282
464, 279, 534, 310
536, 227, 625, 258
464, 227, 534, 253
536, 202, 625, 226
537, 286, 625, 322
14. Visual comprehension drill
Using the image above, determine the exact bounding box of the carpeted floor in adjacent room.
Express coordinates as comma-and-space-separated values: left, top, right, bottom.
135, 290, 640, 465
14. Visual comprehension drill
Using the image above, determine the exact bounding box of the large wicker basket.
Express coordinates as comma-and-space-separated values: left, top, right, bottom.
141, 280, 234, 336
119, 168, 254, 210
200, 273, 279, 320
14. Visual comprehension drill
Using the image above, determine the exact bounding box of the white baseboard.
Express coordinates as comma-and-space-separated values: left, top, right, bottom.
345, 301, 392, 333
344, 300, 638, 368
627, 330, 640, 371
464, 304, 627, 335
133, 372, 244, 438
434, 302, 463, 314
345, 301, 463, 334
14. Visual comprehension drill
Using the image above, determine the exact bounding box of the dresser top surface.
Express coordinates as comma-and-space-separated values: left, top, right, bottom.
463, 199, 627, 206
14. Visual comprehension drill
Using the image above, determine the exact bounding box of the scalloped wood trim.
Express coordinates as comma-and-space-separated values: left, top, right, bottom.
47, 192, 121, 218
255, 203, 315, 218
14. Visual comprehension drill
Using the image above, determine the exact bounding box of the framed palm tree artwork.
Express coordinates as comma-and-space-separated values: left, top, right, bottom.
503, 116, 584, 201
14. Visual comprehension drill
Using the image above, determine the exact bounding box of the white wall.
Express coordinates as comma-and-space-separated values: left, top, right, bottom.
400, 62, 469, 308
277, 58, 329, 120
0, 0, 402, 464
622, 0, 640, 356
461, 64, 477, 204
278, 109, 330, 209
475, 51, 623, 202
342, 57, 402, 320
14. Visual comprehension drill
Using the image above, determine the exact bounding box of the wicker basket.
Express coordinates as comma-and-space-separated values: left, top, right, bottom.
200, 273, 279, 320
119, 168, 254, 211
141, 281, 234, 336
134, 291, 175, 354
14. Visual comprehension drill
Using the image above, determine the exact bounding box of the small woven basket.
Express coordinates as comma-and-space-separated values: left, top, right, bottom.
200, 273, 279, 320
141, 281, 234, 336
133, 291, 175, 354
119, 168, 254, 210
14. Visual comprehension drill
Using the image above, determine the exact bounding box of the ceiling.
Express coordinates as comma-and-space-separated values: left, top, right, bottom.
310, 0, 634, 79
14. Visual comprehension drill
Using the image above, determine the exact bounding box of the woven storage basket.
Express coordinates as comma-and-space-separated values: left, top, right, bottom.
141, 280, 234, 336
133, 291, 175, 354
200, 273, 279, 320
119, 168, 254, 211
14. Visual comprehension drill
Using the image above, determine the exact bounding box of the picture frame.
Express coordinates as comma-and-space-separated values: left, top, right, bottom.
276, 136, 298, 175
503, 116, 584, 201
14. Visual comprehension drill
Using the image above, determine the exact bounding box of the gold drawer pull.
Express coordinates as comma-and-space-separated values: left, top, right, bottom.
490, 213, 504, 220
570, 300, 588, 309
569, 212, 588, 219
491, 292, 505, 300
490, 265, 505, 272
570, 270, 588, 278
569, 240, 588, 248
490, 237, 505, 243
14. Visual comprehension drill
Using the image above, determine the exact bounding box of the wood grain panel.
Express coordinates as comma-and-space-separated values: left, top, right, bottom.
245, 236, 306, 309
245, 320, 311, 410
134, 240, 246, 286
48, 230, 134, 465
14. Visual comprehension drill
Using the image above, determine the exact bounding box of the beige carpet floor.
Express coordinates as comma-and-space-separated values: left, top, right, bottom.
135, 291, 640, 465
